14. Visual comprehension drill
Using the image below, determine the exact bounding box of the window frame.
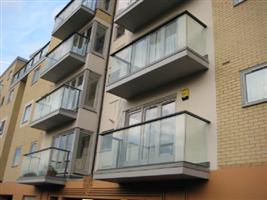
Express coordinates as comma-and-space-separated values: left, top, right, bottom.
29, 141, 38, 153
98, 0, 112, 14
114, 24, 125, 40
21, 102, 33, 125
125, 95, 177, 126
92, 22, 109, 57
233, 0, 247, 6
240, 63, 267, 107
81, 70, 101, 111
31, 67, 40, 85
0, 119, 6, 136
23, 196, 36, 200
7, 89, 14, 104
0, 96, 4, 107
52, 128, 94, 176
12, 146, 22, 167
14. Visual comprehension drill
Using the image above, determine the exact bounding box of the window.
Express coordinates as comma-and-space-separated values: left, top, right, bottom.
0, 80, 3, 92
21, 104, 32, 124
233, 0, 246, 6
75, 132, 91, 172
68, 74, 84, 90
241, 65, 267, 106
149, 27, 165, 63
124, 99, 176, 164
85, 72, 100, 109
103, 0, 111, 12
53, 132, 75, 152
23, 196, 36, 200
31, 67, 40, 84
0, 97, 4, 107
29, 142, 38, 153
100, 134, 113, 151
52, 131, 75, 173
162, 101, 176, 116
93, 23, 107, 55
7, 71, 12, 81
0, 120, 6, 135
7, 89, 14, 104
84, 27, 92, 52
165, 21, 178, 56
12, 147, 22, 166
132, 38, 148, 72
126, 99, 176, 125
114, 25, 125, 40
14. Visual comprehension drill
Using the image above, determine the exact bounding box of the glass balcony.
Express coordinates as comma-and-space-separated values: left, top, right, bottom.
52, 0, 96, 40
11, 43, 49, 86
115, 0, 185, 32
107, 12, 208, 99
30, 85, 80, 131
94, 111, 210, 182
17, 147, 70, 186
41, 33, 89, 83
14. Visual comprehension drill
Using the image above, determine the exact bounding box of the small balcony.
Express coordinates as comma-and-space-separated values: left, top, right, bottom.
52, 0, 96, 40
107, 12, 208, 99
94, 111, 210, 183
115, 0, 184, 32
17, 147, 70, 186
41, 33, 88, 83
30, 85, 80, 131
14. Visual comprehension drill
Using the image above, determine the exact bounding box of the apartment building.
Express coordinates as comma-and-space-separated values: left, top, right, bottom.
0, 0, 266, 200
0, 57, 28, 183
94, 0, 266, 199
1, 0, 116, 199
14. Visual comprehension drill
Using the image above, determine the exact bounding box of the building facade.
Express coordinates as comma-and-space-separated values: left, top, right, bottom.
0, 0, 267, 200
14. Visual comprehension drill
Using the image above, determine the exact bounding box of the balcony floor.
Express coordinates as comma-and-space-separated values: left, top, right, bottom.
52, 6, 95, 40
41, 52, 85, 83
94, 161, 209, 183
17, 176, 66, 186
30, 108, 77, 131
115, 0, 185, 32
106, 48, 208, 99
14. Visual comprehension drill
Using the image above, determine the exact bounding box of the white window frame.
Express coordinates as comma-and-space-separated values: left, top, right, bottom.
233, 0, 246, 6
23, 196, 36, 200
0, 118, 7, 136
12, 146, 22, 167
29, 141, 38, 153
31, 67, 40, 85
91, 22, 109, 57
240, 63, 267, 107
21, 102, 33, 125
0, 96, 4, 107
7, 89, 14, 104
114, 24, 125, 40
98, 0, 113, 14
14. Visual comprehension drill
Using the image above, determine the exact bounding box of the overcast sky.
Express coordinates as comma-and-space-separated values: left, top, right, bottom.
0, 0, 69, 75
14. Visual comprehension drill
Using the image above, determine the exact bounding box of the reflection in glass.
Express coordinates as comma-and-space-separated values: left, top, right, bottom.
246, 67, 267, 103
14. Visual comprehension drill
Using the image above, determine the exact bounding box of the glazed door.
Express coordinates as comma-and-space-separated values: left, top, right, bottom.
74, 132, 92, 175
142, 106, 160, 164
123, 111, 142, 167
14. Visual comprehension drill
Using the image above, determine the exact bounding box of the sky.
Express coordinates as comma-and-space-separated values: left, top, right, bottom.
0, 0, 69, 75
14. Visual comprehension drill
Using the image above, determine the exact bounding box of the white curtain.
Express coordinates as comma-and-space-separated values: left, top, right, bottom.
149, 27, 165, 63
131, 38, 147, 72
165, 21, 178, 56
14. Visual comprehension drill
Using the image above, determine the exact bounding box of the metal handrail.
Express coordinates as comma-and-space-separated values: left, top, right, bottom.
24, 146, 70, 156
46, 32, 89, 57
100, 110, 210, 136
